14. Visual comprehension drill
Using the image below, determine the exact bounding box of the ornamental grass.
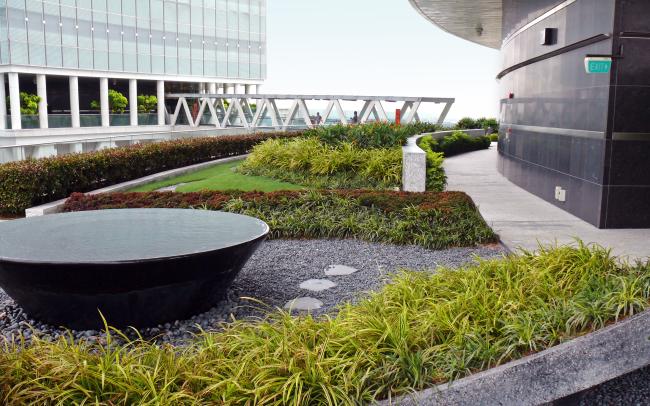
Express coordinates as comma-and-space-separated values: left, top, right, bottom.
1, 243, 648, 404
62, 190, 496, 249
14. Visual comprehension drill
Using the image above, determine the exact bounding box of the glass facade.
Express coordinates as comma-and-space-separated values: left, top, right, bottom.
0, 0, 266, 80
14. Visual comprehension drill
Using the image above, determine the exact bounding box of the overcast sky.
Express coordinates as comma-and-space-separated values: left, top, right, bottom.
263, 0, 501, 122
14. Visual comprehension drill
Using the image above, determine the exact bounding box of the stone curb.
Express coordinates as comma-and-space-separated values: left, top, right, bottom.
377, 309, 650, 405
25, 155, 247, 217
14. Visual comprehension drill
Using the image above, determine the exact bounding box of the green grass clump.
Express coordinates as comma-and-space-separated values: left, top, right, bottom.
240, 137, 406, 190
1, 243, 648, 404
127, 160, 305, 193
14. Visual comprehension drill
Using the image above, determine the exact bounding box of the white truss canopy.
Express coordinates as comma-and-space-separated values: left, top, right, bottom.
166, 94, 455, 130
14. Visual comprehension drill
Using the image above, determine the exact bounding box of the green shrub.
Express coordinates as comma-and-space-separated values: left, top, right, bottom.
1, 243, 647, 404
418, 140, 447, 191
304, 122, 439, 148
489, 133, 499, 142
0, 132, 303, 215
476, 117, 499, 133
6, 92, 41, 115
455, 117, 478, 130
89, 90, 129, 113
419, 131, 491, 158
456, 117, 499, 133
137, 95, 158, 113
62, 190, 497, 249
240, 137, 404, 189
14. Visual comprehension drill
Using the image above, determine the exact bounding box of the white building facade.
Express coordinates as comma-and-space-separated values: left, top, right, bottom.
0, 0, 266, 134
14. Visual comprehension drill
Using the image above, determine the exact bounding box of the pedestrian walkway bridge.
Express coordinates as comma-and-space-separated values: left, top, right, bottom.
166, 94, 455, 130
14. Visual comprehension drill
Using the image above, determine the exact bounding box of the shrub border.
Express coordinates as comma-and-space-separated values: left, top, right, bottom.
379, 309, 650, 405
24, 155, 247, 217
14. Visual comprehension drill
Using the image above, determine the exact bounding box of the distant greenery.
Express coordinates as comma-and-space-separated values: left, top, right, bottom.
240, 137, 405, 190
90, 90, 128, 113
137, 95, 158, 113
456, 117, 499, 133
304, 122, 440, 148
419, 130, 491, 158
128, 160, 304, 193
2, 242, 647, 404
6, 92, 41, 115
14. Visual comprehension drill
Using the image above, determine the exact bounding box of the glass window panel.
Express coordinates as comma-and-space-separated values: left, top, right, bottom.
78, 48, 93, 69
10, 41, 28, 65
47, 45, 62, 67
136, 0, 149, 18
122, 0, 135, 16
151, 0, 163, 20
123, 52, 136, 71
94, 49, 108, 70
62, 46, 78, 68
77, 9, 92, 49
152, 54, 164, 73
138, 53, 150, 73
61, 9, 77, 46
109, 51, 122, 71
123, 16, 136, 53
7, 2, 27, 44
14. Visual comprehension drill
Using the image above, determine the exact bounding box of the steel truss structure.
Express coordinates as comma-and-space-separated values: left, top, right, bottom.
166, 94, 455, 129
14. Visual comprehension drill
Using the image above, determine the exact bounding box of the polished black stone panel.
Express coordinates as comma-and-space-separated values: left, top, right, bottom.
502, 0, 615, 69
0, 209, 269, 329
603, 186, 650, 228
498, 0, 650, 228
498, 148, 605, 226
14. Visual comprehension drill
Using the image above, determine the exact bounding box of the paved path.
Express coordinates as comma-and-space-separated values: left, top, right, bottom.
445, 144, 650, 261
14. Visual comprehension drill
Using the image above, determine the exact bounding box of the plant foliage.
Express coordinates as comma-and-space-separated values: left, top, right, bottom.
240, 137, 406, 190
63, 190, 497, 249
0, 131, 303, 215
304, 122, 440, 148
137, 95, 158, 113
419, 131, 491, 158
1, 243, 648, 404
6, 92, 41, 115
89, 90, 129, 113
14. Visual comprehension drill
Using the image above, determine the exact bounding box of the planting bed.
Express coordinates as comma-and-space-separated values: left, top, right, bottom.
0, 239, 503, 345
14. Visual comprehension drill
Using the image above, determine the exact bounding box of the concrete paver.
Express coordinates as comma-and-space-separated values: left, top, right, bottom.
445, 144, 650, 261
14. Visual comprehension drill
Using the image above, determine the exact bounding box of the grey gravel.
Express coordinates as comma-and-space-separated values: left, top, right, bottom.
0, 239, 503, 346
568, 365, 650, 406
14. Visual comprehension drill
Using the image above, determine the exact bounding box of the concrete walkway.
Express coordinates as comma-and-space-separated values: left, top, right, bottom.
445, 144, 650, 261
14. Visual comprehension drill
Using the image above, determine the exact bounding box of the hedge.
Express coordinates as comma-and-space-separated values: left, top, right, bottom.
418, 130, 491, 158
0, 131, 302, 215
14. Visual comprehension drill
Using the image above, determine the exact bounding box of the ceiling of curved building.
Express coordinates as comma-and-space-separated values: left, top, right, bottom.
408, 0, 502, 49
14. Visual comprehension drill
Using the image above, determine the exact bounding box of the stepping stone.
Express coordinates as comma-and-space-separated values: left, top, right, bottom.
325, 265, 358, 276
284, 297, 323, 311
155, 183, 188, 192
299, 279, 337, 292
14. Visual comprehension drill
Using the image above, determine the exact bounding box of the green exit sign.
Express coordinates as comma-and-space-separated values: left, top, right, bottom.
584, 57, 612, 74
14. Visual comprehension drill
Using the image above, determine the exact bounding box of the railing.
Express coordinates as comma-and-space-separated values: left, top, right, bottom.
0, 127, 270, 164
5, 112, 161, 129
167, 94, 455, 130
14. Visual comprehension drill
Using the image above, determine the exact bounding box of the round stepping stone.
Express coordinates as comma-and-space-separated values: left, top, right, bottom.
299, 279, 337, 292
325, 265, 358, 276
283, 297, 323, 311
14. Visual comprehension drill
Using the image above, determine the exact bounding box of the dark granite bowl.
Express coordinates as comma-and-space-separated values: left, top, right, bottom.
0, 209, 269, 330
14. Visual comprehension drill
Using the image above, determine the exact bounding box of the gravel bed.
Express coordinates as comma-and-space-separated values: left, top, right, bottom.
553, 365, 650, 406
0, 239, 503, 346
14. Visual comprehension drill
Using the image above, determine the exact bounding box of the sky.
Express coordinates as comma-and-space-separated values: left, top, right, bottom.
263, 0, 501, 122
